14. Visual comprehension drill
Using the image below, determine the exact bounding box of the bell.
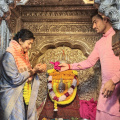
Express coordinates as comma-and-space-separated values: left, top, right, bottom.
58, 78, 65, 93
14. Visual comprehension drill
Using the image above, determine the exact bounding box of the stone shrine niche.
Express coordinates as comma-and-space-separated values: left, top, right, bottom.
35, 46, 101, 116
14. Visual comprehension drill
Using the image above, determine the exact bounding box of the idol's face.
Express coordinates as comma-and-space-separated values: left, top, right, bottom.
19, 39, 34, 53
92, 15, 106, 34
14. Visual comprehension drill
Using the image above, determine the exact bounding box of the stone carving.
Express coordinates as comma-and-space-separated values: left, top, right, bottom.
26, 0, 85, 6
8, 18, 16, 33
9, 5, 97, 32
8, 6, 22, 34
24, 23, 94, 33
22, 11, 95, 17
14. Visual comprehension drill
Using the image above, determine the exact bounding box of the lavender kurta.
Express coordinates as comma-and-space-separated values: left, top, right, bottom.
71, 28, 120, 116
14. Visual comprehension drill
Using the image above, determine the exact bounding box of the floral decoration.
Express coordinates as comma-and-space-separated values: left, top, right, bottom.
47, 69, 78, 111
23, 82, 31, 105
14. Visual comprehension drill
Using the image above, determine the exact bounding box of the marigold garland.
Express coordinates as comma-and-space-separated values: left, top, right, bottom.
23, 82, 31, 105
48, 76, 77, 103
47, 69, 54, 74
47, 69, 78, 111
47, 69, 78, 76
54, 101, 58, 111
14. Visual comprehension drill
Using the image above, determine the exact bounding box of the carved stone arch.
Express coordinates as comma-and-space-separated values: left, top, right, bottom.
29, 36, 93, 68
39, 40, 91, 55
29, 37, 92, 66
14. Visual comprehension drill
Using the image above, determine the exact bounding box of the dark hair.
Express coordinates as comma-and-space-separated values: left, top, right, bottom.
91, 10, 103, 20
13, 29, 35, 42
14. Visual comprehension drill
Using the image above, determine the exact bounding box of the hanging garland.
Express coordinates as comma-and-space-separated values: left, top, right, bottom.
48, 76, 77, 102
47, 69, 78, 111
23, 82, 31, 105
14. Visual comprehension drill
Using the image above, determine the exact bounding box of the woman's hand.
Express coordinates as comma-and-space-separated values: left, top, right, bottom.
33, 63, 47, 73
32, 63, 41, 73
38, 64, 47, 73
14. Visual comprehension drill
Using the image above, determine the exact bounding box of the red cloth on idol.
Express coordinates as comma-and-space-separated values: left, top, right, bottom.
79, 98, 97, 120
